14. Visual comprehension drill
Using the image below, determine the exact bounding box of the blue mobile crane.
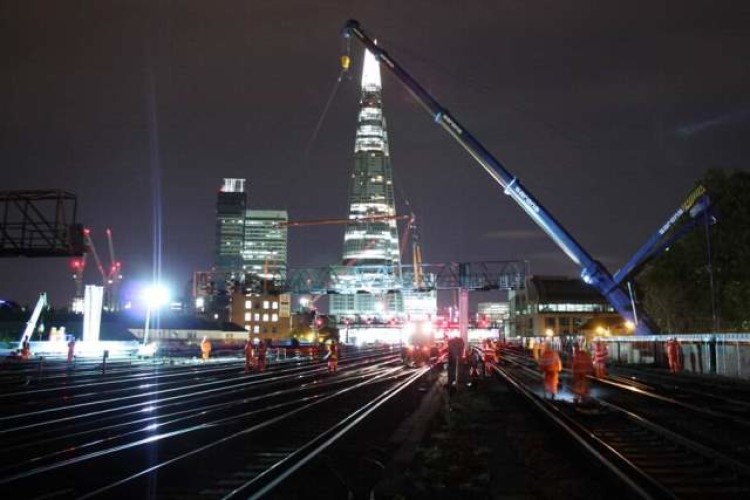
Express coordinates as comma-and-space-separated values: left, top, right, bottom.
341, 20, 712, 335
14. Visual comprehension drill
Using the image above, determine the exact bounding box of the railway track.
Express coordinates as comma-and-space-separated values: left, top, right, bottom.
495, 350, 750, 498
0, 346, 432, 499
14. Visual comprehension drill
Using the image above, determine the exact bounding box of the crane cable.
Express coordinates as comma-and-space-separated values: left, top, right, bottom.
302, 38, 352, 162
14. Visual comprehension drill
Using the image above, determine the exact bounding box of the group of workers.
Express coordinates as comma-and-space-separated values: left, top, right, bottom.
537, 337, 686, 401
11, 336, 76, 362
536, 340, 609, 401
243, 338, 268, 372
240, 337, 340, 374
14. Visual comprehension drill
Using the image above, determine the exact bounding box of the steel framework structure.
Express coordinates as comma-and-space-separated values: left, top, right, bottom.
284, 260, 527, 294
193, 260, 526, 297
0, 190, 84, 257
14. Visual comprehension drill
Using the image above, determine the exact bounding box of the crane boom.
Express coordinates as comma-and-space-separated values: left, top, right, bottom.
105, 228, 117, 278
278, 214, 410, 228
19, 293, 47, 347
342, 19, 657, 334
84, 228, 107, 283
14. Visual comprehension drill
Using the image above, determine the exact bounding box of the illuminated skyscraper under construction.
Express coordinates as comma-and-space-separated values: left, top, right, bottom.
330, 49, 404, 319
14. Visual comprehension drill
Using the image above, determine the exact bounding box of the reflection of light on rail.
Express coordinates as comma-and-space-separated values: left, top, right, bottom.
144, 423, 159, 431
625, 385, 647, 395
141, 405, 156, 413
138, 384, 153, 389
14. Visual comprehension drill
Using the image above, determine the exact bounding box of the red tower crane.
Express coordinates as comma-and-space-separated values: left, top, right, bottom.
80, 228, 123, 311
69, 253, 88, 300
104, 228, 123, 311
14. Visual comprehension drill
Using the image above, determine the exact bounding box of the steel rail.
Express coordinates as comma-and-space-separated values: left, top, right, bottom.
0, 356, 398, 456
0, 352, 401, 432
78, 365, 410, 498
494, 357, 750, 498
490, 362, 656, 499
234, 366, 430, 499
0, 363, 396, 473
1, 363, 403, 488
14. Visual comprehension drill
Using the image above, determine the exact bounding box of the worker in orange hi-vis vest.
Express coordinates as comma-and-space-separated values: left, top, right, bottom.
592, 340, 609, 378
244, 338, 254, 372
666, 337, 682, 373
483, 339, 497, 378
200, 336, 212, 361
67, 337, 76, 362
531, 340, 541, 361
538, 342, 562, 399
327, 340, 339, 374
21, 336, 31, 360
571, 344, 593, 403
256, 340, 268, 372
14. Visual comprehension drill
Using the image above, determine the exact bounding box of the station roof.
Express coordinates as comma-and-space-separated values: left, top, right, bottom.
528, 275, 607, 304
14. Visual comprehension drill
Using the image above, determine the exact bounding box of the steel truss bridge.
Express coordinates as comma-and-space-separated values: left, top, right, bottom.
200, 260, 528, 295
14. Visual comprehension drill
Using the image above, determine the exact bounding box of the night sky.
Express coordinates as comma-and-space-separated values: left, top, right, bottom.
2, 1, 748, 309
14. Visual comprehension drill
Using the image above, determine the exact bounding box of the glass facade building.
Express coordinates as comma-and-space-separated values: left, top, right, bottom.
215, 178, 246, 275
331, 49, 405, 319
242, 209, 288, 280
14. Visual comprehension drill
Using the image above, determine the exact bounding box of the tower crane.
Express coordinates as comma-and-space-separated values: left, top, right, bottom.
70, 253, 88, 300
105, 228, 123, 311
279, 213, 423, 309
280, 213, 421, 280
82, 228, 122, 311
397, 214, 426, 289
84, 228, 107, 286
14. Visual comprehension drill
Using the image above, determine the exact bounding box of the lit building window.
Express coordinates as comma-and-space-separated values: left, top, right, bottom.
271, 302, 278, 310
253, 325, 260, 333
245, 300, 252, 309
244, 313, 251, 321
263, 300, 270, 309
262, 313, 269, 322
254, 313, 260, 321
271, 313, 278, 322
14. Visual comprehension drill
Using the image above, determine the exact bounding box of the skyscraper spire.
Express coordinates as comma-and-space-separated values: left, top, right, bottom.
361, 46, 382, 91
331, 48, 403, 318
341, 48, 399, 266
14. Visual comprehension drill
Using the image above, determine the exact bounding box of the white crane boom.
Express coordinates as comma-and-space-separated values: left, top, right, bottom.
19, 293, 47, 348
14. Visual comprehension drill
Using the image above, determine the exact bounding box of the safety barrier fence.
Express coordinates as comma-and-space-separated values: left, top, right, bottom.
602, 333, 750, 379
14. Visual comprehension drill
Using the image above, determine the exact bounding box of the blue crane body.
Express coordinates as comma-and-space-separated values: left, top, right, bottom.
341, 20, 706, 336
613, 185, 712, 286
